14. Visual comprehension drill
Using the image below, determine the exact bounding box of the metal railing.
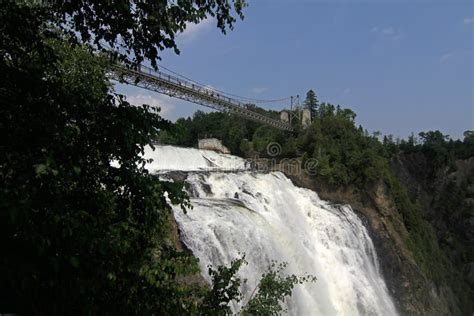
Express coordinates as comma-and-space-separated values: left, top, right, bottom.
109, 64, 294, 131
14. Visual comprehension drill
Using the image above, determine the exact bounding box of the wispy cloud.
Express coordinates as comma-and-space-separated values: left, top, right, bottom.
178, 18, 213, 42
251, 87, 269, 94
439, 52, 454, 64
371, 25, 402, 41
382, 27, 395, 35
464, 17, 474, 25
125, 93, 176, 119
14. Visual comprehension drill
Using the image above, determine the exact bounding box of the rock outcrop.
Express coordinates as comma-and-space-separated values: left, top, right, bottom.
198, 138, 231, 154
283, 166, 467, 315
391, 153, 474, 314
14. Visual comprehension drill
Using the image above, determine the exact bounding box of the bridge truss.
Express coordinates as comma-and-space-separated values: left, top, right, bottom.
110, 64, 293, 131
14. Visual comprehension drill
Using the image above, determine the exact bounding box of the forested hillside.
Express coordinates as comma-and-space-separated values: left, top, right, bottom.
160, 91, 474, 314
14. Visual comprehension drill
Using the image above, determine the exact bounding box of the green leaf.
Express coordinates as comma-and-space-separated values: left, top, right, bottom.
70, 257, 80, 268
34, 163, 48, 175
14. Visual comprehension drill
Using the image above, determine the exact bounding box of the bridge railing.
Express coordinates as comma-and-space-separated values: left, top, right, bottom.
133, 64, 250, 109
111, 63, 293, 131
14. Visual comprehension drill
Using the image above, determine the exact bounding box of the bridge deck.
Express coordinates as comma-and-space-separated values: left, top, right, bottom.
110, 64, 293, 131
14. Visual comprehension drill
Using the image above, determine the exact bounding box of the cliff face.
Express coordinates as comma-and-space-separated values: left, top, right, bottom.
168, 151, 472, 314
391, 154, 474, 313
283, 156, 473, 315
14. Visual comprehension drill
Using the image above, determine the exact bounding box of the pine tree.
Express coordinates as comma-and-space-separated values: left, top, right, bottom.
304, 89, 319, 117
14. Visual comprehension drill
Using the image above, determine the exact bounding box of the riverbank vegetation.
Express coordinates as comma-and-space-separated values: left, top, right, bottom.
162, 90, 473, 313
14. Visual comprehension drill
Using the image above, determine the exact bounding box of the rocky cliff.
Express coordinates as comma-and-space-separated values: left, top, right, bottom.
391, 153, 474, 314
168, 149, 473, 315
282, 153, 474, 315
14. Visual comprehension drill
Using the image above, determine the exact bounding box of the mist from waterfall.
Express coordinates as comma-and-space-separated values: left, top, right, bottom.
146, 146, 398, 315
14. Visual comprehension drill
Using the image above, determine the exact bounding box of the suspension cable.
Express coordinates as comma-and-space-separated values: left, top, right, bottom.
154, 64, 291, 104
103, 43, 291, 105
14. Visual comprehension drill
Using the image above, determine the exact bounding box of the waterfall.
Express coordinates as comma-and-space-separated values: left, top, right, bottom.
146, 146, 398, 316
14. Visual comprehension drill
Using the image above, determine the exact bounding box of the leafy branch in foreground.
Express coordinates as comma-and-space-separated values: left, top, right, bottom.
0, 1, 246, 313
242, 261, 317, 315
201, 257, 247, 315
201, 256, 317, 315
47, 0, 247, 68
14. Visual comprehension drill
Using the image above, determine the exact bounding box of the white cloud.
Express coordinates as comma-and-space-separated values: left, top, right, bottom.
382, 27, 395, 35
251, 87, 269, 94
342, 88, 351, 95
178, 18, 213, 42
125, 93, 176, 119
464, 17, 474, 25
440, 52, 454, 64
371, 25, 402, 41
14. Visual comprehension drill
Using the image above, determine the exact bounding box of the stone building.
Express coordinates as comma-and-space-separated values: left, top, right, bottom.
280, 110, 290, 124
302, 108, 312, 128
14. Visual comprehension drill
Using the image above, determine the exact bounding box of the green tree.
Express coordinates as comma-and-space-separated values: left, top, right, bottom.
418, 130, 450, 175
2, 1, 315, 314
304, 89, 319, 116
201, 258, 316, 316
201, 257, 247, 315
0, 1, 244, 313
48, 0, 246, 68
0, 23, 197, 314
242, 262, 316, 315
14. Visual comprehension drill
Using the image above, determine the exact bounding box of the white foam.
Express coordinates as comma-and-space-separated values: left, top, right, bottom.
147, 146, 398, 315
144, 145, 249, 173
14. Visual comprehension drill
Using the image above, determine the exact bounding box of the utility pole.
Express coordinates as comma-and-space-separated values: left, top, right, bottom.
289, 95, 301, 128
290, 96, 293, 126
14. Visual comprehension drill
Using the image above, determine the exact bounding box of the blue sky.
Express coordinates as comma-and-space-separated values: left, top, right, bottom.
116, 0, 473, 140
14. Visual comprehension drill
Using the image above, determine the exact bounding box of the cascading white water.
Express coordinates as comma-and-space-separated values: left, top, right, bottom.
146, 146, 398, 316
144, 145, 249, 173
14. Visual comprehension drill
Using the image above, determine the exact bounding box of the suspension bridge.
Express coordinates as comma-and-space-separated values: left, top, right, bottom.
110, 64, 294, 131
